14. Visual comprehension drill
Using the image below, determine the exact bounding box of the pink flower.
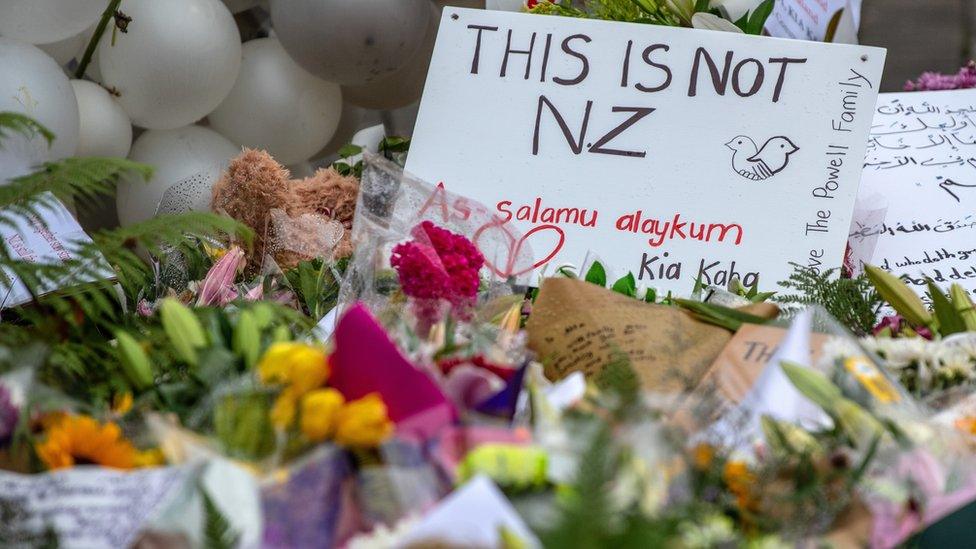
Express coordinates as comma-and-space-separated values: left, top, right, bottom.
872, 314, 933, 340
136, 299, 154, 317
905, 61, 976, 91
196, 247, 246, 307
390, 221, 485, 315
873, 315, 903, 337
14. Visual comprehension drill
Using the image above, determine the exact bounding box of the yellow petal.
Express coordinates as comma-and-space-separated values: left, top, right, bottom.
300, 389, 345, 442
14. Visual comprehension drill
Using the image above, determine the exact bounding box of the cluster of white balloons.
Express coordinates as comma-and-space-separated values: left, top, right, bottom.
0, 0, 443, 226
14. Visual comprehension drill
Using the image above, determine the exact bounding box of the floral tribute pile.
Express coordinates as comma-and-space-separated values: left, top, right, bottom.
4, 110, 976, 548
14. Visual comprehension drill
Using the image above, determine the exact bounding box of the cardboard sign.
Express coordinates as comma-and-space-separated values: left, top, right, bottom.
0, 197, 111, 309
699, 322, 828, 404
852, 89, 976, 301
408, 8, 885, 294
765, 0, 862, 43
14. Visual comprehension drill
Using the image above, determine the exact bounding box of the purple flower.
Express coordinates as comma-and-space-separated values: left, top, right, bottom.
905, 61, 976, 91
0, 384, 18, 445
196, 247, 246, 307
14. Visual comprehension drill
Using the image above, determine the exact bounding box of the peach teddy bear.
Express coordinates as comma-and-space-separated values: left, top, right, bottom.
211, 149, 359, 270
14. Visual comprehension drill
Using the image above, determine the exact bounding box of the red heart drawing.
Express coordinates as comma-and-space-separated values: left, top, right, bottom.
473, 222, 566, 278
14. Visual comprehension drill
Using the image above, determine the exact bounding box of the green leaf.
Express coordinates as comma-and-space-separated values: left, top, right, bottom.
337, 144, 362, 158
927, 278, 966, 336
584, 262, 607, 287
611, 273, 637, 297
674, 298, 768, 331
643, 287, 657, 303
745, 0, 775, 34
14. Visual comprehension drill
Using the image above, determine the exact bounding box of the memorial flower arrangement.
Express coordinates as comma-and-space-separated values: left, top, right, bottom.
2, 108, 976, 547
3, 1, 976, 543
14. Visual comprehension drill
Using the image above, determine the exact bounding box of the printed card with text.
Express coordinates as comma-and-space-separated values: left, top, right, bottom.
408, 8, 885, 293
1, 197, 112, 309
853, 89, 976, 300
765, 0, 862, 43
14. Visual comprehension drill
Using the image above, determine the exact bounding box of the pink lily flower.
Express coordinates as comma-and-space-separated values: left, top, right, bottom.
196, 247, 246, 307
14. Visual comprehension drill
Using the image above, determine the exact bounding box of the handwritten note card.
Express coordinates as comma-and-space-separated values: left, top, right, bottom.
852, 89, 976, 300
765, 0, 861, 43
0, 197, 110, 309
408, 8, 885, 294
0, 466, 189, 548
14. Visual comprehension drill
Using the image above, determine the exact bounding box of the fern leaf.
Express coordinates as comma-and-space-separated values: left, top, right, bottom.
0, 158, 152, 220
0, 111, 55, 146
200, 484, 240, 549
777, 264, 882, 336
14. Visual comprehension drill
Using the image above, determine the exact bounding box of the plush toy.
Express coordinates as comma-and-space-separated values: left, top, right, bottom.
211, 148, 359, 270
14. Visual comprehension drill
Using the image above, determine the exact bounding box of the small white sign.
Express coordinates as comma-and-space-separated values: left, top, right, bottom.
765, 0, 862, 43
408, 8, 885, 292
0, 466, 189, 548
1, 197, 111, 309
853, 89, 976, 301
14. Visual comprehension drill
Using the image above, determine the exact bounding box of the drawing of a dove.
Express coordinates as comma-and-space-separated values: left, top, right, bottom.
726, 136, 799, 180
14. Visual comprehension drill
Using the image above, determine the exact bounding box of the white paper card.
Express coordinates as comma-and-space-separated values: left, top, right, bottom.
765, 0, 862, 43
854, 89, 976, 301
0, 466, 190, 548
408, 8, 885, 293
399, 475, 539, 548
708, 308, 831, 448
1, 197, 111, 309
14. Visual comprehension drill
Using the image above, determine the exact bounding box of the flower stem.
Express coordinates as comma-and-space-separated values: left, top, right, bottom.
74, 0, 124, 80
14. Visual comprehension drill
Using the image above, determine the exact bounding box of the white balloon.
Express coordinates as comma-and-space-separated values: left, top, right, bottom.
116, 126, 239, 226
70, 80, 132, 158
208, 38, 342, 165
0, 0, 105, 45
223, 0, 260, 13
97, 0, 242, 130
342, 1, 438, 110
271, 0, 429, 86
38, 24, 93, 67
0, 38, 79, 160
313, 101, 365, 160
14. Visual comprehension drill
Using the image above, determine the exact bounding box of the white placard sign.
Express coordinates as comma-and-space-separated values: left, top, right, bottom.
765, 0, 862, 43
0, 466, 190, 548
407, 8, 885, 292
1, 197, 111, 309
852, 89, 976, 300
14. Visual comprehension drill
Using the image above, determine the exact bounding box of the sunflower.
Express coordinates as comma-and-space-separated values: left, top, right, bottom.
35, 414, 138, 470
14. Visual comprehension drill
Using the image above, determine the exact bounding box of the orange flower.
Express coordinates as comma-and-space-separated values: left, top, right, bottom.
723, 460, 758, 513
691, 443, 715, 470
956, 416, 976, 435
35, 415, 138, 470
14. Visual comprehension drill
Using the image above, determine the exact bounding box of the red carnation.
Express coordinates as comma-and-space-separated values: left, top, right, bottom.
390, 221, 485, 323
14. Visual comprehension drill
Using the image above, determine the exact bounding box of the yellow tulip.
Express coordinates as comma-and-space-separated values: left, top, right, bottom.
257, 342, 329, 395
300, 389, 345, 442
335, 393, 394, 448
270, 388, 299, 429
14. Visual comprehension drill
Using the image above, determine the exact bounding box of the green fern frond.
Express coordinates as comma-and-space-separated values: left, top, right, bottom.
0, 111, 55, 147
777, 264, 883, 336
0, 158, 152, 223
200, 484, 240, 549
